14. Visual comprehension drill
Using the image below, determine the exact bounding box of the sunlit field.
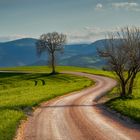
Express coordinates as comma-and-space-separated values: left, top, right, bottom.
1, 66, 140, 122
106, 72, 140, 122
1, 65, 140, 140
0, 71, 93, 140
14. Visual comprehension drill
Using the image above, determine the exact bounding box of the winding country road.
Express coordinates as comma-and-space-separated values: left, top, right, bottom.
16, 72, 140, 140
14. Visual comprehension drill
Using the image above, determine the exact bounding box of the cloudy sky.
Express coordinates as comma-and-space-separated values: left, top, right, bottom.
0, 0, 140, 43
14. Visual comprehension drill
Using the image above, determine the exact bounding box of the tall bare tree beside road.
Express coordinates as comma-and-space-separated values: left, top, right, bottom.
98, 26, 140, 98
36, 32, 67, 74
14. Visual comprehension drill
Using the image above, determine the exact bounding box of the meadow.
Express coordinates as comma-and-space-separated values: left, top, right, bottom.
0, 71, 93, 140
1, 66, 140, 121
1, 66, 140, 140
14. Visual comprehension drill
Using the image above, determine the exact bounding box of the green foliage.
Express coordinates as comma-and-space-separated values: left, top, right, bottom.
0, 110, 24, 140
0, 72, 92, 140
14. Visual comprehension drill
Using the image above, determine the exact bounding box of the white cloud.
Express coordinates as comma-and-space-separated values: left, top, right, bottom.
66, 27, 119, 43
112, 2, 140, 11
95, 3, 103, 10
67, 26, 140, 43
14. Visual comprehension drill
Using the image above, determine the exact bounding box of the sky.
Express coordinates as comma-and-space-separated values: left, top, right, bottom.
0, 0, 140, 43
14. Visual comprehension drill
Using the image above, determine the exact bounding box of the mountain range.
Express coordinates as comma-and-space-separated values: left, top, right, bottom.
0, 38, 107, 68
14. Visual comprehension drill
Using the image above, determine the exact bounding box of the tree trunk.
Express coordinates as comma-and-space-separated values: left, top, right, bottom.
128, 73, 136, 96
51, 52, 55, 74
120, 81, 126, 98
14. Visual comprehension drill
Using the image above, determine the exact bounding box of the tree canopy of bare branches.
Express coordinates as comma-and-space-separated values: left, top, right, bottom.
98, 26, 140, 98
36, 32, 67, 74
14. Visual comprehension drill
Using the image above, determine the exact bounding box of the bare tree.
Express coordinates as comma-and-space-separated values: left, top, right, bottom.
36, 32, 67, 74
98, 26, 140, 98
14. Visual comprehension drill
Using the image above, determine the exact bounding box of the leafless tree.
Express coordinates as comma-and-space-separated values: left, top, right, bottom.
36, 32, 67, 74
98, 26, 140, 98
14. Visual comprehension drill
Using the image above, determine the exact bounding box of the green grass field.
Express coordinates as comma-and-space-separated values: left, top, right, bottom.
106, 72, 140, 122
0, 72, 93, 140
1, 65, 140, 140
2, 66, 140, 121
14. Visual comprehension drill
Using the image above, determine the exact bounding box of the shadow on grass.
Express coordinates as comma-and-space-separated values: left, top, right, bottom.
0, 72, 76, 84
0, 73, 24, 78
97, 103, 140, 128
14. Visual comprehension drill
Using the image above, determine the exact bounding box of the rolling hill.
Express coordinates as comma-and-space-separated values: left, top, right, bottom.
0, 38, 106, 68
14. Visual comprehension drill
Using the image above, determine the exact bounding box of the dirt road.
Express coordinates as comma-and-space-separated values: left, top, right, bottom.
19, 72, 140, 140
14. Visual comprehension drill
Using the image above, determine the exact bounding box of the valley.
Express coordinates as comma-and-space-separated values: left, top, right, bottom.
0, 38, 106, 68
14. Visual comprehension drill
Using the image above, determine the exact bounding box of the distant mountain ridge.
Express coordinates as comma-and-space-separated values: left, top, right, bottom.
0, 38, 107, 68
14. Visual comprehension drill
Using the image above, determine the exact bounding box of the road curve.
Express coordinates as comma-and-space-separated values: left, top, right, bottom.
17, 72, 140, 140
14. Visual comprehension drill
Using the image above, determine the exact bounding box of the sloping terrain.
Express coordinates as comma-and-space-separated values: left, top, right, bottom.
0, 72, 92, 140
0, 38, 106, 68
19, 72, 140, 140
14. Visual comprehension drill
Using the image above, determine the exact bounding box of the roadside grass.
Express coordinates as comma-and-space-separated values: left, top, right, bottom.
106, 72, 140, 122
0, 72, 93, 140
0, 66, 140, 140
1, 65, 140, 128
0, 110, 24, 140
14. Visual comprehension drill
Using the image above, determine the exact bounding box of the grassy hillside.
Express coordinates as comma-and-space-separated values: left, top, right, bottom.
0, 72, 93, 140
1, 65, 140, 140
1, 66, 140, 122
0, 38, 106, 68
